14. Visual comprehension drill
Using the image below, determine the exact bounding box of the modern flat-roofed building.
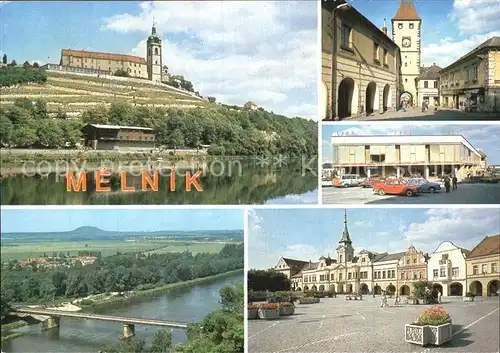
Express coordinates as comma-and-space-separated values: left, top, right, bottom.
330, 134, 484, 179
82, 124, 155, 151
439, 36, 500, 112
322, 0, 401, 120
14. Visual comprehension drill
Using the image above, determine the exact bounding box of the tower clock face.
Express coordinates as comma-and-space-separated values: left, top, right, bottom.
402, 37, 411, 48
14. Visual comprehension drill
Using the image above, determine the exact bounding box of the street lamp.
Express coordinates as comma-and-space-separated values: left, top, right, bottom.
330, 2, 351, 121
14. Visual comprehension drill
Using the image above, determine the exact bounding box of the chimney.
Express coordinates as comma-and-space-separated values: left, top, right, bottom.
382, 18, 387, 35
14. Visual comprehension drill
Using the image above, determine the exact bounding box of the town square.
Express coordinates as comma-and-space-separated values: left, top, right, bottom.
247, 208, 500, 353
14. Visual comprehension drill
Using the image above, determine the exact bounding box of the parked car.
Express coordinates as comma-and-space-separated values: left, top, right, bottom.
373, 178, 420, 197
332, 174, 362, 188
407, 178, 441, 193
321, 177, 333, 187
359, 177, 380, 188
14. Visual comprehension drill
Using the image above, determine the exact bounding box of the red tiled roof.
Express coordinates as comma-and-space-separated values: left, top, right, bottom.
61, 49, 146, 64
467, 235, 500, 258
392, 0, 420, 21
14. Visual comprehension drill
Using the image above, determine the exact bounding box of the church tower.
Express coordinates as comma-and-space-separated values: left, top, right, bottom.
336, 210, 354, 264
392, 0, 421, 106
147, 22, 162, 83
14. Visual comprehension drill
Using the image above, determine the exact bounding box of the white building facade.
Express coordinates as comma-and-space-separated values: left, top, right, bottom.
330, 134, 484, 180
427, 241, 469, 296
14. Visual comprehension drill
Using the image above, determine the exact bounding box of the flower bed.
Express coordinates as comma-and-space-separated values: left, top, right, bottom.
278, 302, 295, 316
258, 303, 280, 320
247, 304, 259, 320
405, 306, 452, 346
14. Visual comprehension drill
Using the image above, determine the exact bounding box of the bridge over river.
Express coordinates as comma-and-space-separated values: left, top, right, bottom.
10, 307, 189, 338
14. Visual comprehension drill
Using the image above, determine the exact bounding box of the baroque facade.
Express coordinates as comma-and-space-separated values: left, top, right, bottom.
466, 235, 500, 297
60, 24, 163, 82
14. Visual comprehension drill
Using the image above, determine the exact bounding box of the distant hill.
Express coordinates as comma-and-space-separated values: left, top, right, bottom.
0, 69, 209, 116
1, 226, 244, 243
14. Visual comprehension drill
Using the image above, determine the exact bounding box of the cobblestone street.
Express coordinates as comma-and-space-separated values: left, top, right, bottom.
248, 297, 500, 353
322, 108, 500, 121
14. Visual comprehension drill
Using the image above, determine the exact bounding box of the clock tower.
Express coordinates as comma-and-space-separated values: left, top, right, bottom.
392, 0, 421, 106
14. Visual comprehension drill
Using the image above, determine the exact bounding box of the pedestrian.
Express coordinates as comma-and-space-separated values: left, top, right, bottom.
421, 100, 426, 112
437, 290, 442, 304
444, 176, 451, 193
452, 175, 458, 190
373, 291, 376, 298
394, 295, 400, 306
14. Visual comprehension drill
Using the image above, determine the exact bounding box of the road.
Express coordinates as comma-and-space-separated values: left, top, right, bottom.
322, 183, 500, 204
248, 296, 500, 353
323, 108, 500, 121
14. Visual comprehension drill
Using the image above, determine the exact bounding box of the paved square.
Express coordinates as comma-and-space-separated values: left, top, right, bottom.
322, 184, 500, 204
248, 297, 500, 353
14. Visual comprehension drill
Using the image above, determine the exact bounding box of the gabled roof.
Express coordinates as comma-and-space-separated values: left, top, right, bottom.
373, 252, 405, 262
302, 261, 319, 271
392, 0, 420, 21
282, 257, 308, 268
419, 64, 442, 80
467, 235, 500, 258
61, 49, 146, 65
440, 37, 500, 72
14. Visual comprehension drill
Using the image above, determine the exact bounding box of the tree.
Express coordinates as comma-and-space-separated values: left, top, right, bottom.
207, 96, 216, 103
167, 129, 185, 150
114, 69, 130, 77
11, 119, 38, 147
9, 60, 17, 66
150, 328, 172, 353
0, 298, 10, 320
0, 115, 14, 146
32, 62, 40, 68
23, 61, 31, 68
34, 99, 48, 119
36, 119, 64, 148
2, 53, 7, 64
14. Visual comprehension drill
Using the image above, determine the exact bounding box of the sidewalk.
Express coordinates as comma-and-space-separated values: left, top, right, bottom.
323, 108, 500, 121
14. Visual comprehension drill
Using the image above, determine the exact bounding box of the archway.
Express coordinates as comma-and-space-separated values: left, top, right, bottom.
319, 284, 325, 292
400, 91, 413, 107
329, 284, 336, 292
304, 285, 309, 291
296, 287, 302, 292
469, 281, 483, 296
338, 284, 344, 293
400, 285, 411, 295
365, 81, 378, 115
347, 283, 353, 293
487, 280, 499, 296
450, 282, 463, 296
338, 77, 355, 119
322, 81, 328, 119
373, 285, 381, 295
383, 84, 391, 112
311, 285, 317, 291
386, 284, 396, 295
360, 283, 369, 295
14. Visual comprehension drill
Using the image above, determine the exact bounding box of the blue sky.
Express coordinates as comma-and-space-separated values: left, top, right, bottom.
322, 124, 500, 164
0, 208, 243, 233
0, 1, 316, 119
248, 208, 500, 269
348, 0, 500, 67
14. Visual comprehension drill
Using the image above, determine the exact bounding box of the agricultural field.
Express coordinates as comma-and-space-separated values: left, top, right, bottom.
0, 239, 236, 260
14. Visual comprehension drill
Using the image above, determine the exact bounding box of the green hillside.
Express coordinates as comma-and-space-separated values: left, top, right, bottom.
0, 69, 208, 114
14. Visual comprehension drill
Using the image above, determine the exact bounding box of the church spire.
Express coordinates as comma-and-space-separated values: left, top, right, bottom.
339, 209, 352, 244
151, 19, 157, 36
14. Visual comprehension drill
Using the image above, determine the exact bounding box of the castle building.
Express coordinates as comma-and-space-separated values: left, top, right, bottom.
60, 23, 162, 82
391, 0, 421, 106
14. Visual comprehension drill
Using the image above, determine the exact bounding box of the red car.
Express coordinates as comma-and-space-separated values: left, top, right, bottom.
359, 178, 380, 188
373, 179, 420, 196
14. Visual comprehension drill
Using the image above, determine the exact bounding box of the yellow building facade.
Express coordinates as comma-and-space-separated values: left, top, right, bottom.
466, 235, 500, 297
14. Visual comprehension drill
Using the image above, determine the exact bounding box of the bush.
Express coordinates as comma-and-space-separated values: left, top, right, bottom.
466, 292, 475, 297
415, 306, 450, 326
80, 299, 93, 306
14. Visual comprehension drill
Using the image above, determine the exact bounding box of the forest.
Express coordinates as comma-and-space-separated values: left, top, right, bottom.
0, 243, 243, 306
0, 97, 317, 157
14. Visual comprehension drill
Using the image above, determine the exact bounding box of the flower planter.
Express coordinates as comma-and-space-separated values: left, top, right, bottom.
247, 308, 259, 320
298, 298, 320, 304
405, 321, 452, 346
258, 308, 280, 320
279, 305, 295, 316
407, 298, 419, 305
463, 296, 474, 302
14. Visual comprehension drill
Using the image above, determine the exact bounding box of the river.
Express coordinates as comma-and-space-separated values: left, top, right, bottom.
1, 272, 243, 352
0, 161, 318, 204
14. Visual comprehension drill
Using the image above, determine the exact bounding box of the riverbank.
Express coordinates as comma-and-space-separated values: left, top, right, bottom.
0, 321, 27, 342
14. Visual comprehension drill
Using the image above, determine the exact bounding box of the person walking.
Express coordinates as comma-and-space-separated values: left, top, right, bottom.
444, 176, 451, 193
452, 175, 458, 190
437, 290, 442, 304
